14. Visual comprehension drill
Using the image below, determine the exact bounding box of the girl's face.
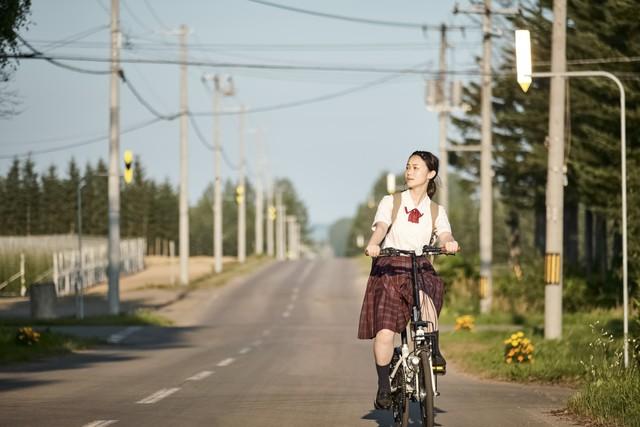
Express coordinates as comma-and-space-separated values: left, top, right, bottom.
405, 155, 436, 189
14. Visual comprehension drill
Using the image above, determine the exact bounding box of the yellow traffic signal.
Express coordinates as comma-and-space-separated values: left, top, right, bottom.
235, 185, 244, 205
268, 205, 276, 220
123, 150, 133, 184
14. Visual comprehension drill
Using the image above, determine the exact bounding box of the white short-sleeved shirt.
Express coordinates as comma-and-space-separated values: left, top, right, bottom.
372, 190, 452, 253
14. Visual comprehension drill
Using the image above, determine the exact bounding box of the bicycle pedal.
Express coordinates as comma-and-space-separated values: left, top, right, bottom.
432, 366, 446, 375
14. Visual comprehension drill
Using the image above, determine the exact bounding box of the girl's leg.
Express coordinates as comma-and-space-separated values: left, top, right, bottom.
373, 328, 395, 365
372, 328, 394, 408
418, 290, 439, 332
419, 290, 446, 369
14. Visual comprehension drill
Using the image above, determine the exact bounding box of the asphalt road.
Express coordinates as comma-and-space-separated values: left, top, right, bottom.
0, 258, 576, 427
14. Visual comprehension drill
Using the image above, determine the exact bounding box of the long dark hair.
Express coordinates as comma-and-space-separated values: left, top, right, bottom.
409, 150, 439, 198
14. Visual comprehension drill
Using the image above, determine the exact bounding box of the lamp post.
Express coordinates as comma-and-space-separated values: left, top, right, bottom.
515, 30, 630, 367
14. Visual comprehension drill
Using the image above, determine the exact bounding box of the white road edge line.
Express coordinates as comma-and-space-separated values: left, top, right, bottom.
238, 347, 251, 355
186, 370, 213, 381
136, 387, 180, 404
217, 357, 235, 367
83, 421, 118, 427
299, 262, 315, 282
107, 326, 142, 344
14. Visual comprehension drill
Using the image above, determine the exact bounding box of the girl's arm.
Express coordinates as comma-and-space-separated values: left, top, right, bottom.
438, 231, 460, 253
365, 222, 389, 257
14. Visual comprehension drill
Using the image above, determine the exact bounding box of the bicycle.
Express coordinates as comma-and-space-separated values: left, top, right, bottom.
376, 245, 451, 427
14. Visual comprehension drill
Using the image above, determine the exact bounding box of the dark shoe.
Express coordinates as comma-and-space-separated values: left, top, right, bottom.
431, 331, 447, 375
374, 388, 392, 410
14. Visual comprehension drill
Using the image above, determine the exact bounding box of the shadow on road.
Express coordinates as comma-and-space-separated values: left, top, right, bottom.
362, 402, 446, 426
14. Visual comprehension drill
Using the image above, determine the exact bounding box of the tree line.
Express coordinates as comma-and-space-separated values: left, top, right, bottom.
0, 156, 309, 256
339, 0, 639, 310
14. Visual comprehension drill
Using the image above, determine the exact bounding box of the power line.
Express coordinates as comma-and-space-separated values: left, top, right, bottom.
247, 0, 478, 31
0, 118, 164, 159
34, 25, 109, 53
10, 52, 477, 76
120, 70, 181, 120
143, 0, 172, 31
121, 0, 155, 33
187, 114, 240, 170
190, 62, 430, 117
17, 36, 110, 75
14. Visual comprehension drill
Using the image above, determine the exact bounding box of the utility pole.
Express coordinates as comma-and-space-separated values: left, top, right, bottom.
255, 129, 264, 256
266, 183, 275, 257
275, 190, 286, 260
425, 24, 469, 210
544, 0, 567, 339
237, 105, 246, 263
202, 73, 235, 273
437, 24, 450, 209
107, 0, 121, 314
212, 75, 223, 273
454, 0, 518, 313
287, 216, 298, 260
179, 24, 189, 285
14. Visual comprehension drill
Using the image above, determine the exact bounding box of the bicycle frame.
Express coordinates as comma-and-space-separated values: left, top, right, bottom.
379, 245, 446, 425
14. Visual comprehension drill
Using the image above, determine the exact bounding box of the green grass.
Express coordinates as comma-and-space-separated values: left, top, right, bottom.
0, 309, 173, 327
567, 366, 640, 427
441, 309, 640, 426
0, 326, 99, 364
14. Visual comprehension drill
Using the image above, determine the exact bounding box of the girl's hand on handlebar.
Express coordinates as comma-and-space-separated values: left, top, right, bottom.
365, 244, 381, 257
443, 240, 460, 254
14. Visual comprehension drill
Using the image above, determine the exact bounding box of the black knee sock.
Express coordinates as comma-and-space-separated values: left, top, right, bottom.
376, 363, 391, 391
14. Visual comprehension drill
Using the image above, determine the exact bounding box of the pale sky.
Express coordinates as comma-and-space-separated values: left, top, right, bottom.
0, 0, 492, 229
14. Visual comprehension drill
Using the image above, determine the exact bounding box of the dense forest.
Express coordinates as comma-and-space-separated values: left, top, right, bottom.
0, 156, 310, 256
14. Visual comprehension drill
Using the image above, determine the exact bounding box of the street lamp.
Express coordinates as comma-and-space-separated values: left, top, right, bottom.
515, 29, 630, 368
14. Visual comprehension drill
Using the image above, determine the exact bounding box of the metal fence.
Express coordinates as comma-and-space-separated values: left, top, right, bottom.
52, 238, 146, 296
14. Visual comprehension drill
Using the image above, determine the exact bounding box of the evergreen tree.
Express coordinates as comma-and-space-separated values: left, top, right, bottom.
21, 157, 40, 235
64, 158, 81, 234
1, 158, 21, 234
40, 165, 65, 234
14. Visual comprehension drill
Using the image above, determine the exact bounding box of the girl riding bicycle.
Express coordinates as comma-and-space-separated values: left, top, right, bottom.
357, 150, 459, 410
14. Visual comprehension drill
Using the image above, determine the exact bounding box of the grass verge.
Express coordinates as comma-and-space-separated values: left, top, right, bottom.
0, 309, 173, 327
441, 309, 640, 426
0, 326, 99, 364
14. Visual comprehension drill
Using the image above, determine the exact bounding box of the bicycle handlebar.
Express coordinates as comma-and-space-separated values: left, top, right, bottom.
377, 245, 454, 257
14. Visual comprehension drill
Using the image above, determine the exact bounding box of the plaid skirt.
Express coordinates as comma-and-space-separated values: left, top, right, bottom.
357, 256, 444, 339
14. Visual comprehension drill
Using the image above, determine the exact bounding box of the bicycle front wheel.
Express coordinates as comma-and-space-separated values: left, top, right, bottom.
391, 355, 409, 427
419, 351, 435, 427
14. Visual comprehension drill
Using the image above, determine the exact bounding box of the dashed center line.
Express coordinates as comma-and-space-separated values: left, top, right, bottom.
282, 311, 291, 318
137, 388, 180, 404
238, 347, 251, 355
186, 370, 213, 381
291, 294, 298, 301
299, 263, 314, 282
83, 421, 118, 427
107, 326, 142, 344
262, 329, 271, 336
252, 339, 263, 346
217, 357, 235, 367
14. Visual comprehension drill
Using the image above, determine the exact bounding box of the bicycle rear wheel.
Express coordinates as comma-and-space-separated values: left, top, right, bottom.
391, 354, 409, 427
419, 350, 435, 427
